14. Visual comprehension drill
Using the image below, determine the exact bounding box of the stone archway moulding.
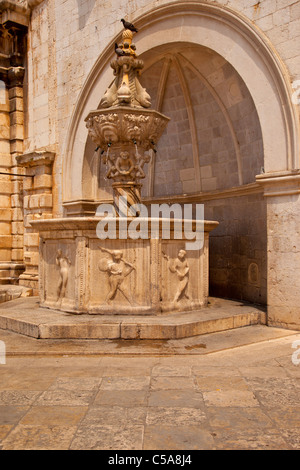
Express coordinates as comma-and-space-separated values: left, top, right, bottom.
62, 0, 299, 206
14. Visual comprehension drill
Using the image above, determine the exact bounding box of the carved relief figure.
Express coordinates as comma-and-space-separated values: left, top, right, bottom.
99, 247, 136, 304
104, 152, 118, 179
56, 250, 71, 302
163, 250, 190, 303
135, 152, 151, 179
115, 151, 135, 177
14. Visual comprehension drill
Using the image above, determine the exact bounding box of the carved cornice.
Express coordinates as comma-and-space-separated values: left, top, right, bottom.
16, 150, 56, 168
0, 4, 28, 69
31, 216, 219, 234
62, 182, 264, 218
0, 1, 30, 28
256, 171, 300, 197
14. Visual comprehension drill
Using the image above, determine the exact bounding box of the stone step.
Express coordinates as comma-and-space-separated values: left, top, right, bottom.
1, 324, 297, 358
0, 285, 33, 304
0, 296, 267, 340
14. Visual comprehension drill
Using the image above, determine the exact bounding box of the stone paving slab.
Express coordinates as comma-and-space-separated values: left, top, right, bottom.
0, 296, 267, 340
0, 303, 299, 451
0, 326, 299, 450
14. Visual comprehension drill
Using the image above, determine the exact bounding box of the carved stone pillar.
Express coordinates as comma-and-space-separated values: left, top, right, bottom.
257, 171, 300, 330
0, 68, 26, 282
8, 66, 26, 266
0, 71, 13, 278
0, 1, 30, 284
16, 151, 55, 294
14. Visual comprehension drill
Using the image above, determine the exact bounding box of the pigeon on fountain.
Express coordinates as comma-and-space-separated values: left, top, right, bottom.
120, 18, 138, 32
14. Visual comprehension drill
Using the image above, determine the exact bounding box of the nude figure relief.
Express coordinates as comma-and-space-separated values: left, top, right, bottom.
98, 247, 136, 305
56, 249, 71, 303
163, 249, 190, 303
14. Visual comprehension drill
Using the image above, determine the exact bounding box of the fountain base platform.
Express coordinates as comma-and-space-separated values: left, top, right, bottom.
0, 296, 266, 340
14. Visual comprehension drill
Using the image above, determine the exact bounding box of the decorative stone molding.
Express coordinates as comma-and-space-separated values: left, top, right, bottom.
63, 182, 264, 217
86, 108, 168, 178
16, 150, 55, 168
256, 171, 300, 197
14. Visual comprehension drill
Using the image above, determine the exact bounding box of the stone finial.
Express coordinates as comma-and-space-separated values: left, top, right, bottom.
100, 28, 151, 109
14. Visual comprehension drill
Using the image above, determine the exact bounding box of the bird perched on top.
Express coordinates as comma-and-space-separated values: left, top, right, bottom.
121, 18, 138, 32
115, 43, 126, 56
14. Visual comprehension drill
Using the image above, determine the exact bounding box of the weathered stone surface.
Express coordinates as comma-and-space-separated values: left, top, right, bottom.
0, 296, 266, 340
31, 217, 218, 316
1, 0, 300, 332
0, 285, 32, 304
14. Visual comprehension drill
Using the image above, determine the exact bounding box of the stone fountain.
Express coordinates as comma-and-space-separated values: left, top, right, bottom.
85, 28, 169, 216
31, 27, 218, 318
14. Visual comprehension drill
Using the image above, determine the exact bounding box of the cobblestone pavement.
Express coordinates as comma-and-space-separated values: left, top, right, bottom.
0, 326, 299, 450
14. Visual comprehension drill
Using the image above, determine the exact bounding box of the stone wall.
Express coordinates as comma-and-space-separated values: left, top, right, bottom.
204, 192, 267, 305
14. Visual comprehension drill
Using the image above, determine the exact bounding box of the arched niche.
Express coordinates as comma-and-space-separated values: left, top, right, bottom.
87, 43, 264, 201
62, 1, 299, 209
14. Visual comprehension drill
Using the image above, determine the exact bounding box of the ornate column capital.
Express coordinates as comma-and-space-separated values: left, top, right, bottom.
7, 65, 25, 87
0, 1, 30, 28
0, 1, 29, 70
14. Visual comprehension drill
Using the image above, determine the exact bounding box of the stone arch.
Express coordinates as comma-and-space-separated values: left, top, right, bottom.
62, 1, 299, 207
137, 44, 263, 199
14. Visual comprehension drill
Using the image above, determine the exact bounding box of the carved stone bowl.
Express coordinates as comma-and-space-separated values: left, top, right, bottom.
85, 106, 170, 152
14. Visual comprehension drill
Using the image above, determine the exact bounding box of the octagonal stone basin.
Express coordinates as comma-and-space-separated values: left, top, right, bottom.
31, 217, 218, 315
